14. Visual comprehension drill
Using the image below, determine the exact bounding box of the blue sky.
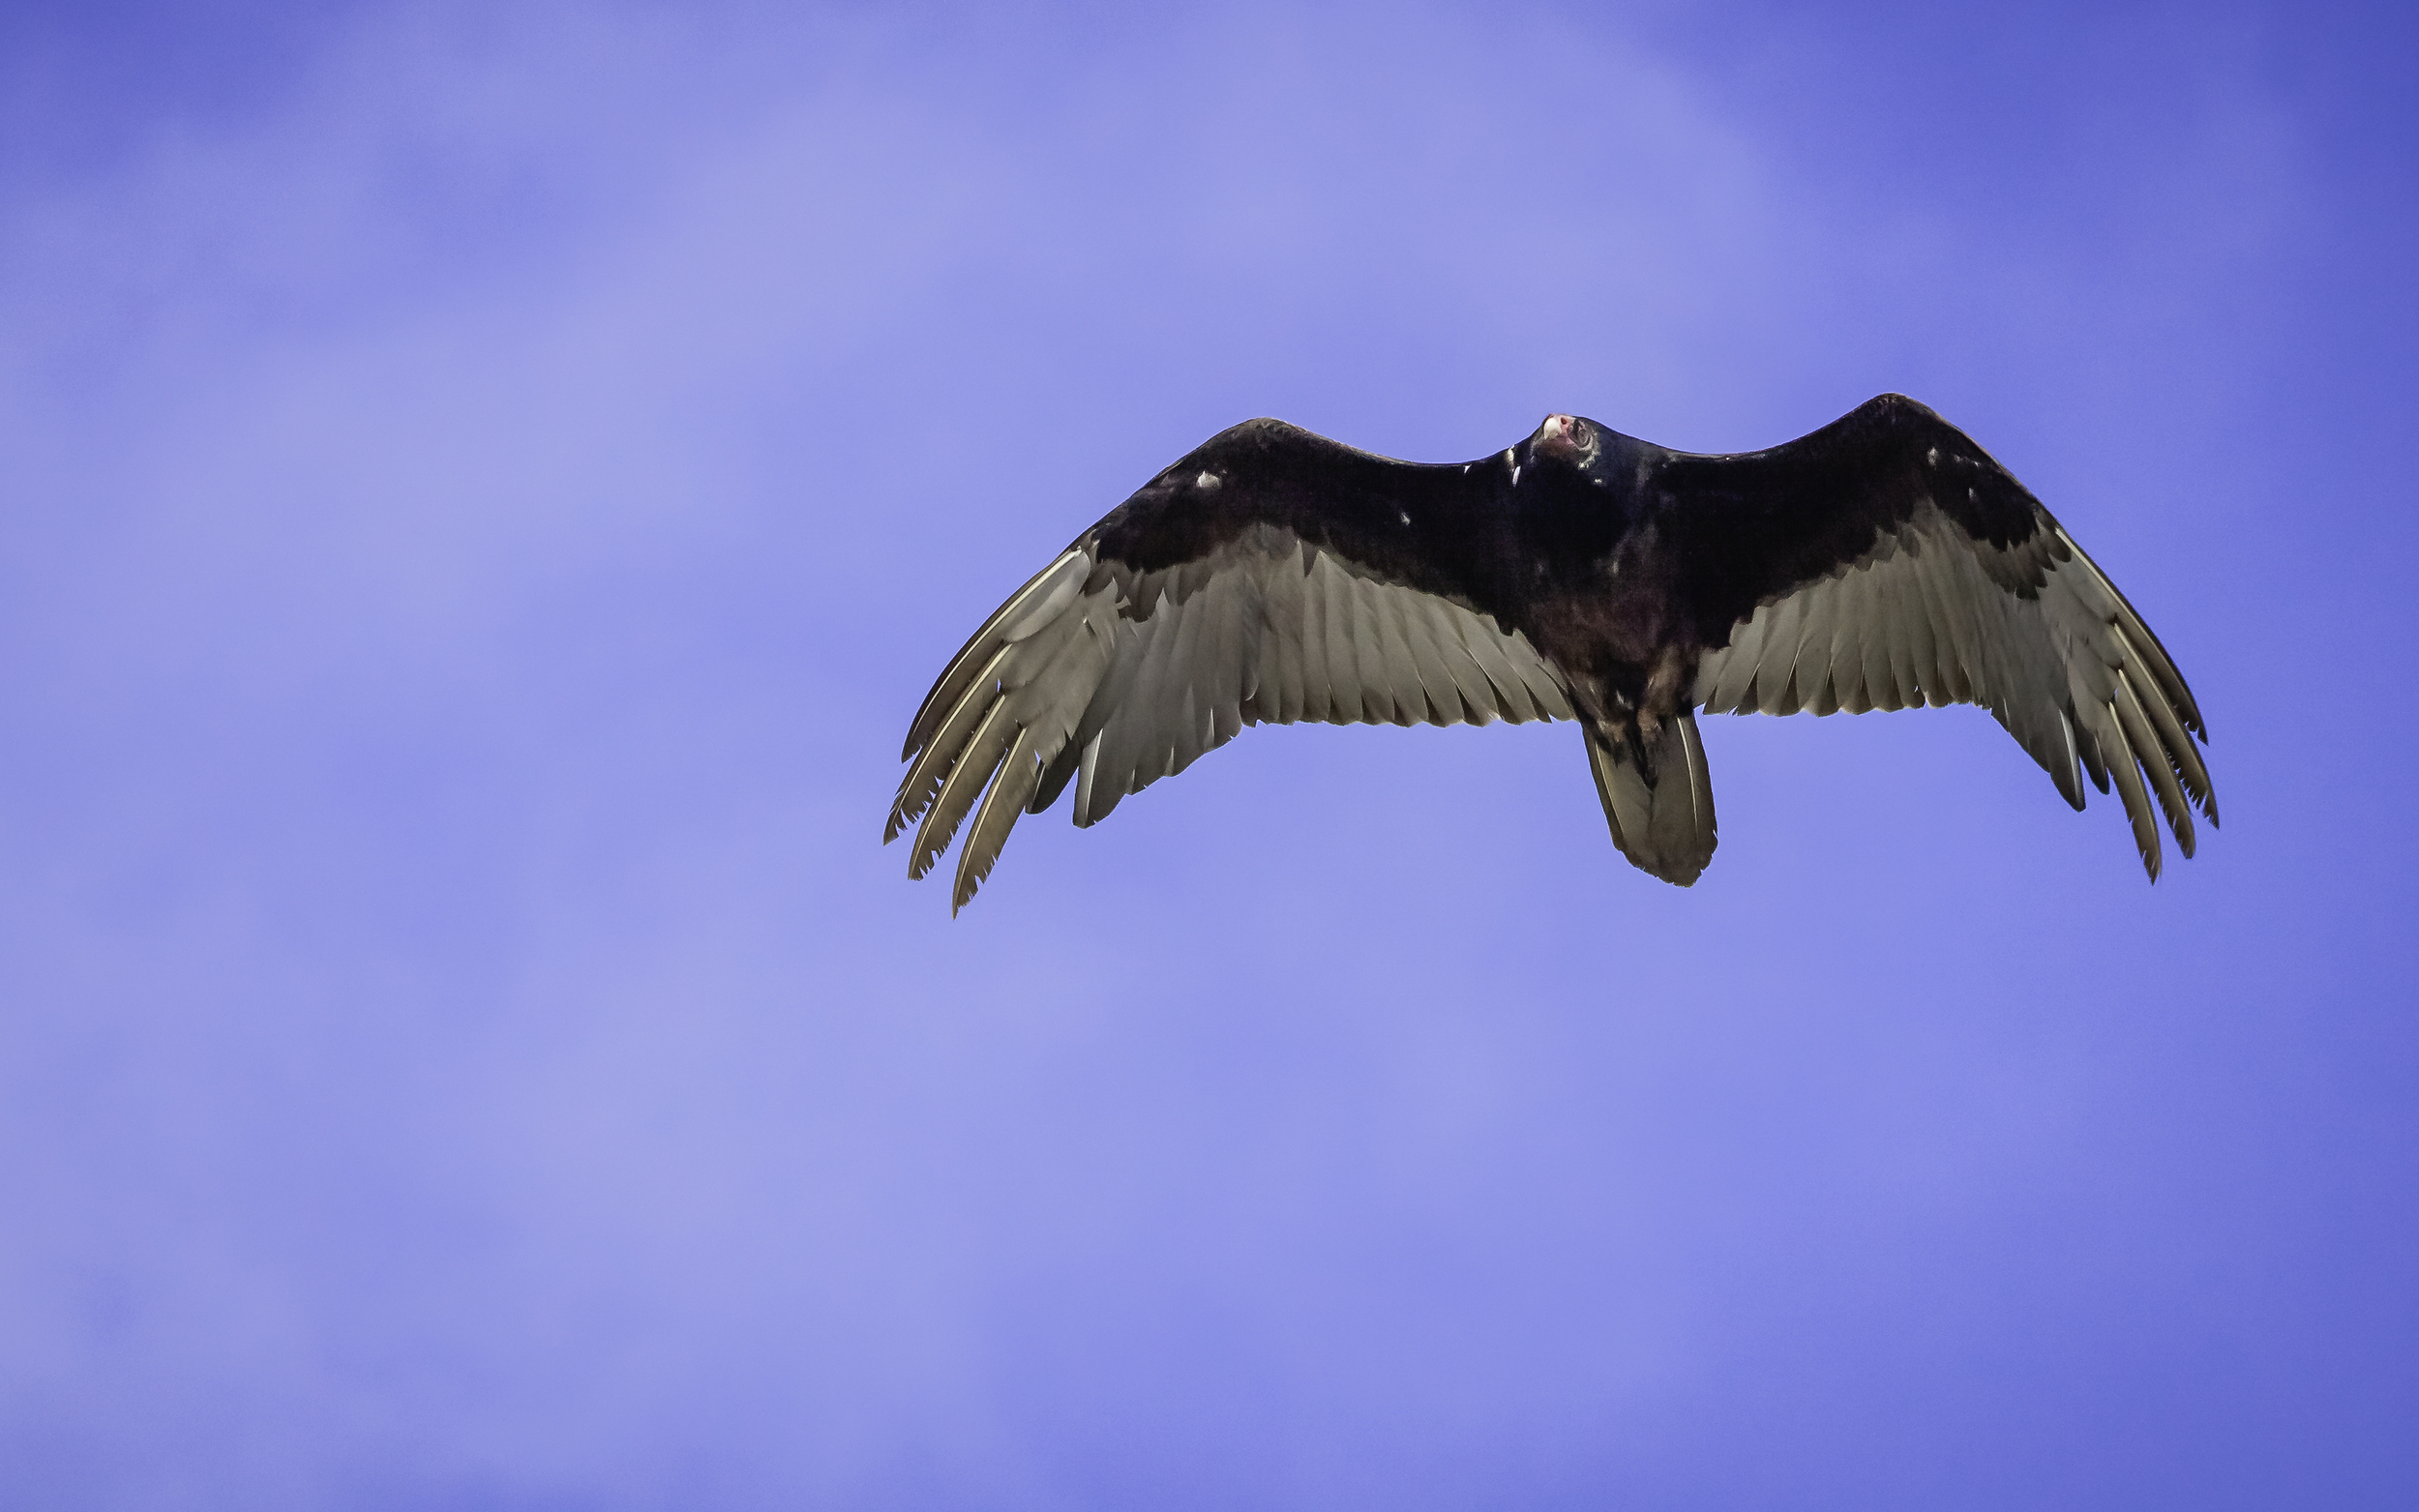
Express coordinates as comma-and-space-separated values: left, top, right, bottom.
1, 2, 2412, 1506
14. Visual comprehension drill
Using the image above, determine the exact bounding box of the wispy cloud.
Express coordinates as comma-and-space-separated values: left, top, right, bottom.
0, 4, 2402, 1507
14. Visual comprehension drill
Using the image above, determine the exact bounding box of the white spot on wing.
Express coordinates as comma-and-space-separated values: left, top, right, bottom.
1398, 510, 1411, 525
1196, 471, 1221, 492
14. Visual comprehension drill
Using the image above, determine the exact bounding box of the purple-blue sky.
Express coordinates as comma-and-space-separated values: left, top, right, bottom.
1, 2, 2412, 1506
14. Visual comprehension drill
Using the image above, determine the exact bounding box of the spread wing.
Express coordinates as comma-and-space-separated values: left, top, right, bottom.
1667, 394, 2216, 877
885, 420, 1573, 910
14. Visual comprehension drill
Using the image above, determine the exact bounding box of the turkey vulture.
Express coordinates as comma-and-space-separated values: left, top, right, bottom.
886, 395, 2215, 911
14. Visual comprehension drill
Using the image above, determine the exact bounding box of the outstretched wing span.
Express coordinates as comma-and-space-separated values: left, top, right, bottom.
1669, 395, 2215, 876
885, 420, 1571, 910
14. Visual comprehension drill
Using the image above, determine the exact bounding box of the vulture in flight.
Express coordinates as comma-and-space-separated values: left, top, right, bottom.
886, 395, 2215, 911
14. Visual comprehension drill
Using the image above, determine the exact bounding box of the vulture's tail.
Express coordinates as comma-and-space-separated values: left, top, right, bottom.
1583, 711, 1717, 887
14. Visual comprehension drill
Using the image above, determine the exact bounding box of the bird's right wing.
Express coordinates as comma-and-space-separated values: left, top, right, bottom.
1668, 395, 2216, 877
886, 421, 1571, 911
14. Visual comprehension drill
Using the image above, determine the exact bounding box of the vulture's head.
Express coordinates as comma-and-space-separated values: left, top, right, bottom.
1528, 412, 1603, 471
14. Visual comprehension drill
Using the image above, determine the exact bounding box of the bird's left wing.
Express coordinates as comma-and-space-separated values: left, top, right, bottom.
886, 420, 1572, 910
1665, 395, 2216, 877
